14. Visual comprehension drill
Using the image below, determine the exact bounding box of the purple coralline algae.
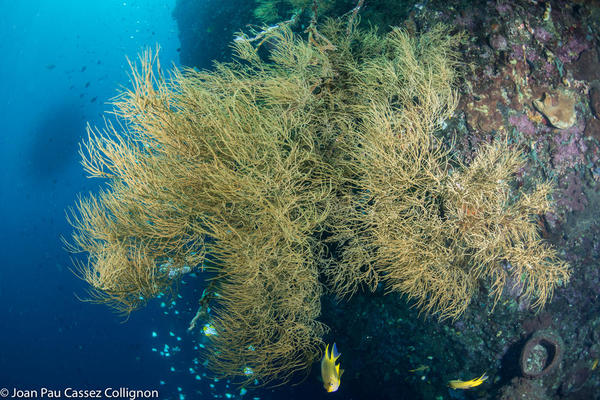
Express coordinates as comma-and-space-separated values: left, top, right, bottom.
556, 172, 588, 213
533, 27, 552, 43
557, 36, 591, 64
509, 113, 537, 136
490, 34, 508, 51
552, 121, 587, 171
495, 1, 513, 16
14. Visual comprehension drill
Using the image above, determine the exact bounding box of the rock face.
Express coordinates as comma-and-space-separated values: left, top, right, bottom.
590, 85, 600, 119
533, 89, 577, 130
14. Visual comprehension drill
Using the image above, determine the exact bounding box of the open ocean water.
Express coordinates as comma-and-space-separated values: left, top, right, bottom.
1, 1, 217, 399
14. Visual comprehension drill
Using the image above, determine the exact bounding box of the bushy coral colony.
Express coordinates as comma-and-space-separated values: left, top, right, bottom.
68, 0, 600, 397
67, 13, 565, 386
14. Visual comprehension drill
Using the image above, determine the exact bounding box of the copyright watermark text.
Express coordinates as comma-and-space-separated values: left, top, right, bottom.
0, 387, 159, 400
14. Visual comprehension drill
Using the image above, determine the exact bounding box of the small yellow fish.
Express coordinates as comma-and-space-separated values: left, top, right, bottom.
321, 343, 344, 392
409, 365, 430, 373
592, 359, 599, 371
448, 372, 488, 389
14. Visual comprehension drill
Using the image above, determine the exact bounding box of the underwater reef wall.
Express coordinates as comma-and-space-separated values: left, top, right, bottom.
172, 0, 421, 69
172, 0, 255, 69
67, 13, 570, 388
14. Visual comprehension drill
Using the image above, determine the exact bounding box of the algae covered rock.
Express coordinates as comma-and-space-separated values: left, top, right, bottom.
533, 88, 577, 129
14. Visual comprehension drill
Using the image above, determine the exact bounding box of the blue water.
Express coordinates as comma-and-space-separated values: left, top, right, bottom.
0, 0, 187, 397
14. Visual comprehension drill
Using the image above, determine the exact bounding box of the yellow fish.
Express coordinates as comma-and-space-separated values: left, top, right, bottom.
321, 343, 344, 392
409, 365, 430, 373
448, 372, 488, 389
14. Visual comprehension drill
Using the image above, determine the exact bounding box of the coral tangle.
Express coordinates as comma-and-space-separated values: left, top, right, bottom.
67, 18, 569, 386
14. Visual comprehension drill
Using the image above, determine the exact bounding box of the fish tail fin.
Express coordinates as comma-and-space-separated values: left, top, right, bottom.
332, 342, 341, 359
